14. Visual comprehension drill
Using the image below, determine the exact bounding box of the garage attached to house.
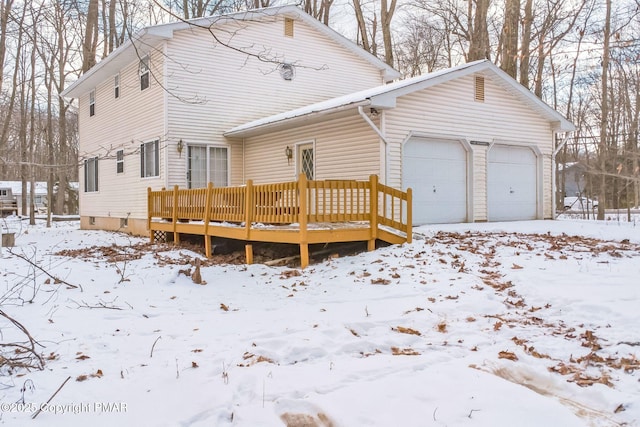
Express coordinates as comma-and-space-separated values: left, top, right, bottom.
225, 60, 575, 226
403, 137, 469, 224
487, 145, 538, 221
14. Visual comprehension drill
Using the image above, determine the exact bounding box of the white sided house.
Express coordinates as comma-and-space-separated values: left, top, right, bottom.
61, 6, 398, 235
226, 60, 575, 224
62, 6, 573, 234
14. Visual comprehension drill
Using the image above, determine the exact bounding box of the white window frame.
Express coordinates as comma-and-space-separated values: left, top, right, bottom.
140, 139, 159, 178
114, 73, 120, 98
186, 145, 230, 189
139, 55, 150, 91
116, 149, 124, 174
89, 89, 95, 116
84, 157, 99, 192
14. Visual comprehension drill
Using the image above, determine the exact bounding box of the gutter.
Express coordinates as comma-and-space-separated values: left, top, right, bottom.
358, 106, 388, 185
225, 100, 371, 138
551, 131, 571, 218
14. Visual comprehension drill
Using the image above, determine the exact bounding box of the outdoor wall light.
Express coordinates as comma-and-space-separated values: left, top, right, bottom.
285, 146, 293, 165
177, 139, 184, 156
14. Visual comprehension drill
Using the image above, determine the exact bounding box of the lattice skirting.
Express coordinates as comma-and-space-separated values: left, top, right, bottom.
153, 230, 167, 243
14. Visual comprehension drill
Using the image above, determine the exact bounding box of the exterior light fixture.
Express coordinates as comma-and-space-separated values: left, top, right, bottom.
285, 146, 293, 165
177, 139, 184, 156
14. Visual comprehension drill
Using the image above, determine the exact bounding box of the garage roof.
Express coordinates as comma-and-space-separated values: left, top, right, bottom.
224, 60, 576, 138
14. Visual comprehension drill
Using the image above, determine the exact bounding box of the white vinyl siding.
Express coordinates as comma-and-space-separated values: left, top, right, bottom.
78, 47, 164, 219
385, 74, 554, 220
164, 16, 386, 188
243, 114, 379, 183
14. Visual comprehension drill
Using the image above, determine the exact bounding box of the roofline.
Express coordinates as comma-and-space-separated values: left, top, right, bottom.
225, 60, 575, 137
225, 100, 371, 138
61, 5, 399, 99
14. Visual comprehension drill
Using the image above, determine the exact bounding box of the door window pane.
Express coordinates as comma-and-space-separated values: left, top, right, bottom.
188, 146, 207, 189
209, 147, 228, 187
299, 145, 314, 180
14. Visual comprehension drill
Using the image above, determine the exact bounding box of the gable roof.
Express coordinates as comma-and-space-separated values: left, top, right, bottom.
60, 6, 399, 99
225, 60, 575, 138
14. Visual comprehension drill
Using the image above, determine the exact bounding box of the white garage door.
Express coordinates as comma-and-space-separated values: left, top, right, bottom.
403, 138, 467, 224
487, 145, 537, 221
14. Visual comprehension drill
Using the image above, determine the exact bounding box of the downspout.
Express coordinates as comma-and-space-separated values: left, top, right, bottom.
242, 138, 246, 183
358, 106, 388, 185
552, 131, 570, 218
163, 42, 170, 189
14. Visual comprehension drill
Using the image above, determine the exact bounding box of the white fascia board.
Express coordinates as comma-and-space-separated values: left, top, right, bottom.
225, 100, 371, 138
60, 31, 171, 99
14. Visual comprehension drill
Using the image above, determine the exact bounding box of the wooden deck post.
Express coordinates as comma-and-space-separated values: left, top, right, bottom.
147, 187, 153, 243
244, 180, 253, 240
368, 175, 378, 251
203, 182, 214, 257
245, 244, 253, 264
172, 185, 180, 244
406, 188, 413, 244
298, 173, 309, 268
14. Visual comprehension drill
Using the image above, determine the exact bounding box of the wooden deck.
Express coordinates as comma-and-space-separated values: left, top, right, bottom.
147, 174, 412, 268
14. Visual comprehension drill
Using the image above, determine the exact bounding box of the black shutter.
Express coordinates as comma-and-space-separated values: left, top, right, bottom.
140, 144, 145, 177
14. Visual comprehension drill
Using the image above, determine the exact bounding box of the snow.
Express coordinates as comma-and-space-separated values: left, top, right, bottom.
1, 217, 638, 426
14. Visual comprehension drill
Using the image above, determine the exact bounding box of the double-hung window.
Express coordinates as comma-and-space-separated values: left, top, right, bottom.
84, 157, 99, 192
89, 90, 96, 116
114, 74, 120, 98
140, 140, 159, 178
116, 149, 124, 174
139, 55, 150, 91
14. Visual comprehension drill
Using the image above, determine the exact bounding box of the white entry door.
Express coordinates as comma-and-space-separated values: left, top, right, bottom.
487, 145, 537, 221
403, 138, 468, 224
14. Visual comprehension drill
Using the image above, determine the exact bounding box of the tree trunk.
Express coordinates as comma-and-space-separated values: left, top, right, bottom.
518, 0, 532, 87
597, 0, 611, 220
380, 0, 397, 68
82, 0, 99, 72
468, 0, 490, 61
0, 0, 14, 96
353, 0, 370, 53
500, 0, 519, 78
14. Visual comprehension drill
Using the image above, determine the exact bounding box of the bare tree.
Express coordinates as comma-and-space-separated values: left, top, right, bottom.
302, 0, 333, 25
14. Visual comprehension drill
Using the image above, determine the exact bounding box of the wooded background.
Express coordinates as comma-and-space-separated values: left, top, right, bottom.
0, 0, 637, 221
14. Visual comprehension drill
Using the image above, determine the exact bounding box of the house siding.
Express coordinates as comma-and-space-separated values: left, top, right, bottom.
243, 113, 380, 183
164, 15, 386, 188
384, 74, 554, 221
78, 46, 166, 221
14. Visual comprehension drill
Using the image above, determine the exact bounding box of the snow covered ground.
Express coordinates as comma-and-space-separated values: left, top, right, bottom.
0, 217, 638, 426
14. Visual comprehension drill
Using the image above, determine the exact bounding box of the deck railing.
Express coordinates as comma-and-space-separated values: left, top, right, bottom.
148, 174, 411, 266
